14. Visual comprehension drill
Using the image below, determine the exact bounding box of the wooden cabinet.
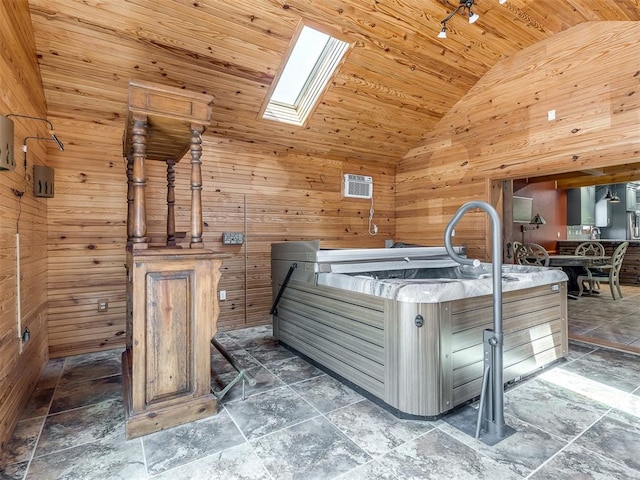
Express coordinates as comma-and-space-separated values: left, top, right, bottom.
122, 80, 221, 438
123, 249, 220, 438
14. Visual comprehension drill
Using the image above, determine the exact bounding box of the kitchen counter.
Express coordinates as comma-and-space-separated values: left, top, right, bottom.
557, 240, 640, 285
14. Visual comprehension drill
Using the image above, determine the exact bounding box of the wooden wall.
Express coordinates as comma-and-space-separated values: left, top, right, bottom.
397, 22, 640, 259
46, 120, 396, 357
0, 0, 50, 452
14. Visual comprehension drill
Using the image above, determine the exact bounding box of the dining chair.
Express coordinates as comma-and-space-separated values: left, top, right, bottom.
575, 241, 605, 291
577, 241, 629, 300
512, 241, 526, 264
575, 241, 605, 257
516, 243, 550, 267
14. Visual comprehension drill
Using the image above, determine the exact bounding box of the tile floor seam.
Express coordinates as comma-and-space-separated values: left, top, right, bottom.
320, 401, 438, 462
521, 407, 622, 480
220, 402, 254, 445
432, 422, 536, 479
221, 382, 292, 406
218, 403, 276, 480
144, 441, 268, 479
16, 359, 65, 480
56, 372, 121, 387
139, 437, 150, 479
501, 412, 569, 445
245, 411, 326, 444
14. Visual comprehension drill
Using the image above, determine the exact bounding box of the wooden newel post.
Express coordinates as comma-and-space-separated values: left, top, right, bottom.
126, 155, 134, 245
131, 115, 148, 247
166, 159, 176, 246
190, 124, 204, 249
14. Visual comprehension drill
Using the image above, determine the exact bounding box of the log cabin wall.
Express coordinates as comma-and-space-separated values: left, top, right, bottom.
0, 0, 50, 452
46, 119, 396, 356
397, 22, 640, 259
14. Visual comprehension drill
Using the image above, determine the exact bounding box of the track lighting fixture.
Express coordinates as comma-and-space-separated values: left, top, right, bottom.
437, 0, 507, 39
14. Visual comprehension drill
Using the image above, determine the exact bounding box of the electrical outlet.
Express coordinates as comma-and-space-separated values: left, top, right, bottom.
219, 290, 227, 301
98, 299, 108, 312
222, 232, 244, 245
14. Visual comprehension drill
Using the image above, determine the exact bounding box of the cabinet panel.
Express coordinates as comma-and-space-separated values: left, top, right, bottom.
567, 186, 595, 225
146, 271, 192, 404
626, 185, 637, 212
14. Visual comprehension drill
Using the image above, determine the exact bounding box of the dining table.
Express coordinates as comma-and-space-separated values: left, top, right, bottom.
546, 254, 610, 295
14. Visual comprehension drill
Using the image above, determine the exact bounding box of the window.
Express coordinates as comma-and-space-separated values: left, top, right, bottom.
262, 24, 350, 127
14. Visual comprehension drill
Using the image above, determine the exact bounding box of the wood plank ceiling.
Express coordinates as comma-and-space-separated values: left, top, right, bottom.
27, 0, 640, 165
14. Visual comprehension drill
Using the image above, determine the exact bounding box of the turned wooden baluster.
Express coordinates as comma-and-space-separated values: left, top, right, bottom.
166, 159, 176, 246
126, 154, 134, 245
131, 115, 148, 247
189, 125, 205, 249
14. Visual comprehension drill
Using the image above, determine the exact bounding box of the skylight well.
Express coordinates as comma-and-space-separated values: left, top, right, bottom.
262, 25, 349, 127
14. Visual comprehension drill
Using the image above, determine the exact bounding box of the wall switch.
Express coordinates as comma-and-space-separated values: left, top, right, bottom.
98, 299, 108, 312
219, 290, 226, 301
547, 109, 556, 121
451, 229, 455, 237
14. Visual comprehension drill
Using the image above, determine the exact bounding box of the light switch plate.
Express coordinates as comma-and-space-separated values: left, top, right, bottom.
222, 232, 244, 245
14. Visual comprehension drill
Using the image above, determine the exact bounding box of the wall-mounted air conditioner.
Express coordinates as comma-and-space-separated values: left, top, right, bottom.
343, 174, 373, 199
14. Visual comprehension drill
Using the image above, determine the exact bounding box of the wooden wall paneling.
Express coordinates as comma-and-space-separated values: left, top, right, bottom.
141, 138, 395, 332
397, 22, 640, 259
0, 0, 50, 452
46, 119, 128, 358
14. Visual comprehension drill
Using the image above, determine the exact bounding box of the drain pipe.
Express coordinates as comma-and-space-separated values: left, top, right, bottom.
444, 201, 510, 442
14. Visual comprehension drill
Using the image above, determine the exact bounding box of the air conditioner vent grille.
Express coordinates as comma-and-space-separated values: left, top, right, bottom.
344, 174, 372, 199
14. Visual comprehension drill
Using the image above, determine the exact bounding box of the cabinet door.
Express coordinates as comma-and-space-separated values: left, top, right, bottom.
582, 186, 595, 224
568, 187, 596, 225
626, 185, 637, 211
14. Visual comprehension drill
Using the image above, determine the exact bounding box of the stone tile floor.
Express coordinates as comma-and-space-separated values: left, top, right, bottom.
2, 324, 640, 479
568, 284, 640, 351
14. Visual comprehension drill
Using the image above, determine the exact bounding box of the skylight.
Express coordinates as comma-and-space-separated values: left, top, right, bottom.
262, 25, 350, 127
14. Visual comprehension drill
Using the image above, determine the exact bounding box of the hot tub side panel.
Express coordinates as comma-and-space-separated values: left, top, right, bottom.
449, 282, 569, 406
384, 301, 452, 416
274, 280, 387, 400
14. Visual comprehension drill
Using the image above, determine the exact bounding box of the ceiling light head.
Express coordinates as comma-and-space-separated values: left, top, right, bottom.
438, 0, 506, 38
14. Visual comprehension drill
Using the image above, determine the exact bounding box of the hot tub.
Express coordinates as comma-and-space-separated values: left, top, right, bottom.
271, 240, 568, 418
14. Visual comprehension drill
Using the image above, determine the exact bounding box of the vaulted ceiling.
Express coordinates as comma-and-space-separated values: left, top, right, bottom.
27, 0, 640, 165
